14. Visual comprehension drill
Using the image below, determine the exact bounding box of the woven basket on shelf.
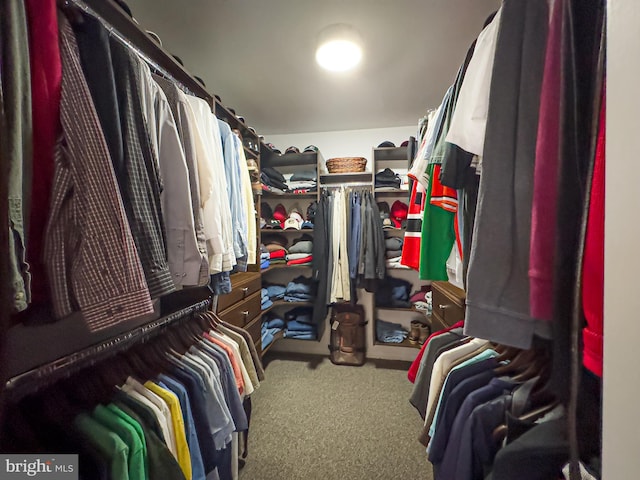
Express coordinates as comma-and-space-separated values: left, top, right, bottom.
326, 157, 367, 173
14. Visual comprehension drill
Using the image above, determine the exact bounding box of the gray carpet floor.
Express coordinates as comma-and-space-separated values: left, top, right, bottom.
239, 354, 433, 480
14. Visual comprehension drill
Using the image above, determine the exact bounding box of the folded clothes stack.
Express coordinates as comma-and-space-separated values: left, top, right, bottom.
263, 232, 288, 264
375, 168, 402, 190
376, 319, 409, 343
261, 313, 285, 350
264, 283, 286, 301
284, 275, 315, 302
261, 288, 273, 310
284, 306, 317, 340
261, 166, 288, 193
286, 235, 314, 265
260, 245, 270, 270
410, 287, 433, 314
285, 170, 317, 194
385, 236, 406, 268
376, 276, 413, 308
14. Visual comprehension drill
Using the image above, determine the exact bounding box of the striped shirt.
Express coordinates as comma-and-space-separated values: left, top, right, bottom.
44, 17, 153, 331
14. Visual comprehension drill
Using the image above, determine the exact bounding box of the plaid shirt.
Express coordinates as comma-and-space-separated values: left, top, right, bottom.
44, 17, 154, 331
108, 38, 175, 299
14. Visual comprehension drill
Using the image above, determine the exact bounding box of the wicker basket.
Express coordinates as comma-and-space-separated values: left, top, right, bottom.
326, 157, 367, 173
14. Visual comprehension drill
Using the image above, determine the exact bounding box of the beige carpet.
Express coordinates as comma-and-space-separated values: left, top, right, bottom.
239, 354, 433, 480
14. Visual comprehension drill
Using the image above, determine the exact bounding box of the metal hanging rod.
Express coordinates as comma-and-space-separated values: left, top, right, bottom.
64, 0, 213, 105
3, 298, 211, 401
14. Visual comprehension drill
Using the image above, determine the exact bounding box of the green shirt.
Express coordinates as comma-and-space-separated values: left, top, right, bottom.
93, 404, 147, 480
74, 413, 129, 480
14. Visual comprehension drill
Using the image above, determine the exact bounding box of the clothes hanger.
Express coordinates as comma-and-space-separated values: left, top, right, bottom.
494, 345, 521, 363
512, 354, 549, 382
494, 349, 538, 375
58, 0, 85, 25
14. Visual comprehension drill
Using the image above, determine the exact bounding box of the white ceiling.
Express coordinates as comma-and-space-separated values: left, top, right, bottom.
127, 0, 500, 135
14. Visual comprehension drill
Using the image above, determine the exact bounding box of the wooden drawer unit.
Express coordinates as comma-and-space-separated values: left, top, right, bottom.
218, 290, 262, 328
431, 281, 466, 331
217, 272, 262, 312
244, 315, 262, 345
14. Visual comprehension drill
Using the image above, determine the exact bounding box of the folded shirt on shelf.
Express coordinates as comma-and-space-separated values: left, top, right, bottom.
376, 276, 412, 307
386, 258, 410, 269
385, 237, 404, 251
260, 259, 270, 270
385, 249, 403, 259
375, 168, 402, 189
376, 319, 409, 343
284, 331, 317, 340
284, 306, 314, 324
263, 313, 285, 329
265, 284, 286, 300
287, 256, 313, 266
286, 320, 316, 332
270, 249, 287, 260
290, 170, 317, 182
284, 293, 313, 302
289, 240, 313, 254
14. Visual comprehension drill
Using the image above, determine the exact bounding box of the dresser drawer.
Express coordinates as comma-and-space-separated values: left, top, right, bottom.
218, 290, 262, 327
217, 272, 262, 313
244, 315, 262, 345
432, 281, 466, 329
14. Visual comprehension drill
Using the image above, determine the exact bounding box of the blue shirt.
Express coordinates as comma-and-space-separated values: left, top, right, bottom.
429, 366, 498, 463
436, 377, 517, 480
158, 375, 206, 480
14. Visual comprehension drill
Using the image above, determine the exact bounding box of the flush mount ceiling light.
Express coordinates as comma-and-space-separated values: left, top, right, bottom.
315, 24, 363, 72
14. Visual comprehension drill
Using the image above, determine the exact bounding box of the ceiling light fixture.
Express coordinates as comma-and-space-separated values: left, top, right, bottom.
315, 24, 363, 72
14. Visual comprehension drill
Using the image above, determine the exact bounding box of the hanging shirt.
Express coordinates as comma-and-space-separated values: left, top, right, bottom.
74, 413, 130, 480
236, 134, 257, 265
122, 378, 178, 459
92, 404, 147, 480
145, 381, 193, 480
445, 8, 502, 157
157, 376, 206, 480
153, 75, 210, 285
137, 61, 203, 289
45, 17, 153, 330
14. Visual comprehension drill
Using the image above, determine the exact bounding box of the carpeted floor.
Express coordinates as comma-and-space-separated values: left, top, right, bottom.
239, 354, 433, 480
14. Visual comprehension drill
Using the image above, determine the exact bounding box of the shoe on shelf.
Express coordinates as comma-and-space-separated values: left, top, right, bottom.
418, 323, 431, 345
408, 320, 422, 344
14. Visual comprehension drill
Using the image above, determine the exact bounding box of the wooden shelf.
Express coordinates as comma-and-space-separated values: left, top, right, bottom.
373, 146, 409, 162
374, 188, 409, 196
262, 264, 312, 274
319, 172, 373, 185
261, 300, 314, 315
261, 330, 285, 356
373, 338, 421, 349
260, 229, 314, 233
262, 190, 317, 198
376, 305, 421, 312
244, 146, 258, 160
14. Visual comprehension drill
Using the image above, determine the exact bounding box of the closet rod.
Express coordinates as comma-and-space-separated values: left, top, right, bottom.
64, 0, 215, 107
3, 298, 211, 402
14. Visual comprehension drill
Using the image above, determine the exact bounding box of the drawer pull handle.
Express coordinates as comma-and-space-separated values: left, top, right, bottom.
439, 304, 450, 310
242, 311, 250, 318
241, 287, 249, 298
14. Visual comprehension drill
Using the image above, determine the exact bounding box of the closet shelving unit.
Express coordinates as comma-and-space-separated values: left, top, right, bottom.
259, 143, 325, 354
1, 0, 222, 404
370, 144, 431, 354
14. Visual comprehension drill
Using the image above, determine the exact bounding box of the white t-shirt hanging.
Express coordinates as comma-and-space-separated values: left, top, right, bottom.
445, 7, 502, 157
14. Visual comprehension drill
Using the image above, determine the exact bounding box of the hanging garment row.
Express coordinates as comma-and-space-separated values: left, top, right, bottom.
402, 0, 605, 478
400, 0, 604, 374
312, 188, 386, 323
3, 0, 257, 333
1, 311, 265, 480
408, 324, 600, 480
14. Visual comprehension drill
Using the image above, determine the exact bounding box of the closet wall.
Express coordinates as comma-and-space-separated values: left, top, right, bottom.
267, 125, 415, 162
265, 125, 419, 362
603, 0, 640, 476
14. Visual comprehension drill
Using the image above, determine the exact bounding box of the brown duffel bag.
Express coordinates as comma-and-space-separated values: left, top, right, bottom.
328, 303, 367, 366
